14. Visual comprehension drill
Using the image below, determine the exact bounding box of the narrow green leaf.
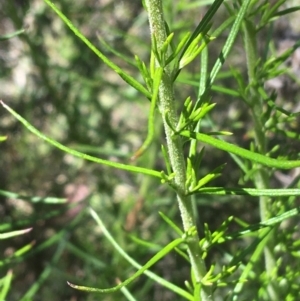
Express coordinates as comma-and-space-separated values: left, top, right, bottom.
266, 98, 294, 116
0, 29, 24, 40
20, 238, 67, 301
210, 15, 236, 39
190, 103, 216, 122
1, 241, 35, 265
177, 97, 193, 131
66, 242, 106, 268
273, 129, 300, 140
179, 0, 224, 61
263, 40, 300, 73
179, 35, 213, 69
211, 85, 240, 97
0, 228, 32, 240
273, 6, 300, 17
166, 32, 191, 65
1, 101, 162, 179
180, 130, 300, 169
208, 0, 252, 90
151, 35, 161, 65
191, 163, 226, 192
68, 208, 185, 294
120, 285, 138, 301
161, 32, 174, 56
161, 144, 172, 176
135, 55, 152, 90
194, 187, 300, 197
206, 131, 232, 136
127, 235, 162, 251
86, 208, 194, 300
150, 51, 156, 78
0, 189, 66, 204
185, 157, 195, 189
97, 32, 136, 66
0, 270, 13, 300
230, 228, 270, 298
43, 0, 151, 99
131, 67, 163, 160
159, 211, 183, 236
222, 207, 300, 244
68, 236, 182, 293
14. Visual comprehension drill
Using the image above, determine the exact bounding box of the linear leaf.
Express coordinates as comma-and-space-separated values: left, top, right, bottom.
180, 130, 300, 169
43, 0, 151, 99
1, 101, 162, 178
68, 208, 189, 296
194, 187, 300, 197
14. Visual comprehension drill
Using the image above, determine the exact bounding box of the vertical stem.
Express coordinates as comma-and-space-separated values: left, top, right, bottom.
242, 19, 279, 301
145, 1, 212, 300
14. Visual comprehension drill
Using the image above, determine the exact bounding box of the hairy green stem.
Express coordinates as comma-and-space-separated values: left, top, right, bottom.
242, 19, 279, 300
145, 1, 212, 300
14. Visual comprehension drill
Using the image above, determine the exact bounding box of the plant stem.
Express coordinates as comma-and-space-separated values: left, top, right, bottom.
242, 19, 279, 301
145, 1, 212, 300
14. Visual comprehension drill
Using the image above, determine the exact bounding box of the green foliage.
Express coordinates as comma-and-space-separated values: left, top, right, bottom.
1, 0, 300, 300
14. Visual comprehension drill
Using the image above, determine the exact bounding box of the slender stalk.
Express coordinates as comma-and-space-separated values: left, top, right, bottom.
145, 1, 212, 300
242, 19, 279, 301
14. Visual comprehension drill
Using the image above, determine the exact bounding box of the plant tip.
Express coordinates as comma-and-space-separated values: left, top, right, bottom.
0, 100, 7, 108
67, 281, 74, 287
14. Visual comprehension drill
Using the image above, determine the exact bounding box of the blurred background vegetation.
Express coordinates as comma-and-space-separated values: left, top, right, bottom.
1, 0, 300, 300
